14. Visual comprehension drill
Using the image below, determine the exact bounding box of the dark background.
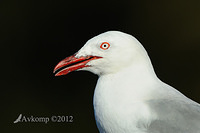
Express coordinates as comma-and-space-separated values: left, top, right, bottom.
1, 0, 200, 133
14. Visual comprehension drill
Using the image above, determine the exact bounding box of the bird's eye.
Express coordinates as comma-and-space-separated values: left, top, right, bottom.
100, 42, 110, 50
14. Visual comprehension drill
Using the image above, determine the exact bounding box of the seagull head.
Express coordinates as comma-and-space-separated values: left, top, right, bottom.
54, 31, 149, 76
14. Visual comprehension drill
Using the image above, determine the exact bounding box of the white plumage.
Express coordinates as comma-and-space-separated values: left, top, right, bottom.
54, 31, 200, 133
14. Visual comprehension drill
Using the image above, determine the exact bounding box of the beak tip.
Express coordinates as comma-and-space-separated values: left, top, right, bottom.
53, 69, 56, 74
54, 72, 62, 76
54, 71, 69, 77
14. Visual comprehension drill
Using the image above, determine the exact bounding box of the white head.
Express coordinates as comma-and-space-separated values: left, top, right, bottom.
54, 31, 153, 76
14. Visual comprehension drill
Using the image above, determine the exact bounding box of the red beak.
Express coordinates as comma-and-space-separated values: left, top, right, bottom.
53, 54, 102, 76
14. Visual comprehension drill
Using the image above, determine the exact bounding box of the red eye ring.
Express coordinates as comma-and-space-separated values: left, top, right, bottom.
100, 42, 110, 50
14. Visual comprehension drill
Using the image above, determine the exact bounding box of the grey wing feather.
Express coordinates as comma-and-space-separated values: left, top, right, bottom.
146, 99, 200, 133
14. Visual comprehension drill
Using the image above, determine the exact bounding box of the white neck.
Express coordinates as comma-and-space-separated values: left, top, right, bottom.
93, 58, 160, 132
97, 55, 158, 97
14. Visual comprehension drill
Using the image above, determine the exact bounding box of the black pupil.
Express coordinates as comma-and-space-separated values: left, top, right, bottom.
103, 44, 107, 47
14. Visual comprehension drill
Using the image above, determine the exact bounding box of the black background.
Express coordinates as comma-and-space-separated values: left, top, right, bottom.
1, 0, 200, 133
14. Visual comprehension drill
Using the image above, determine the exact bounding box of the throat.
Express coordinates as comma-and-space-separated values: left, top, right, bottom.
93, 64, 158, 132
95, 62, 159, 103
109, 60, 157, 84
